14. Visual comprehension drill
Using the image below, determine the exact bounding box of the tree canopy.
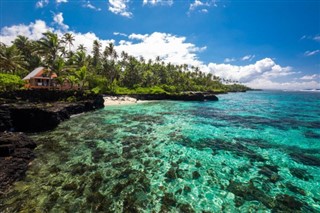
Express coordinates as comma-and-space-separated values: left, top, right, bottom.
0, 31, 251, 94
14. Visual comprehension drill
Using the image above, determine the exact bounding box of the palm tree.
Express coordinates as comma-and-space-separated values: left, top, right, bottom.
103, 42, 117, 61
52, 57, 66, 76
155, 56, 161, 63
122, 56, 142, 88
63, 33, 75, 52
36, 31, 64, 88
13, 36, 41, 70
36, 32, 64, 66
13, 36, 30, 54
113, 51, 118, 61
77, 44, 86, 52
91, 40, 101, 69
121, 51, 128, 61
74, 51, 89, 68
139, 56, 145, 63
0, 43, 27, 76
74, 66, 88, 90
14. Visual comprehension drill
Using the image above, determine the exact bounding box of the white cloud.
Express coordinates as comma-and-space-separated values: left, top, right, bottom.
304, 50, 320, 57
108, 0, 132, 18
0, 19, 113, 56
314, 35, 320, 42
300, 74, 319, 80
189, 0, 206, 10
143, 0, 173, 6
245, 78, 320, 90
300, 34, 320, 42
300, 35, 307, 40
115, 32, 205, 67
206, 58, 319, 90
72, 32, 114, 54
201, 9, 208, 13
207, 58, 294, 82
53, 12, 69, 31
0, 20, 53, 44
83, 1, 101, 11
36, 0, 49, 8
128, 33, 148, 40
36, 0, 68, 8
1, 18, 318, 90
224, 58, 236, 63
113, 32, 128, 37
241, 54, 255, 61
189, 0, 216, 13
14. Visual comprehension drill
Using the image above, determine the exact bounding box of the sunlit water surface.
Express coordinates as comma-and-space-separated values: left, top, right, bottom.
1, 91, 319, 212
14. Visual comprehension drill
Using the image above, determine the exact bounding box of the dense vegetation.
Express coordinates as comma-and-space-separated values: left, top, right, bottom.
0, 32, 250, 94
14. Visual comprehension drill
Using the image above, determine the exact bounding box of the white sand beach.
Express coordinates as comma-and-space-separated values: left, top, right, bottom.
103, 96, 149, 106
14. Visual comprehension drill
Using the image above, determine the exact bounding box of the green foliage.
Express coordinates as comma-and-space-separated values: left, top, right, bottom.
66, 96, 77, 102
114, 87, 133, 95
1, 31, 251, 93
0, 43, 27, 76
161, 84, 178, 93
112, 86, 166, 95
225, 84, 251, 92
0, 73, 24, 91
134, 86, 166, 94
87, 74, 109, 94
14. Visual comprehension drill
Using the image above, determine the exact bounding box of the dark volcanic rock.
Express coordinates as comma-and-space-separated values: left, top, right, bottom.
0, 90, 104, 193
204, 94, 219, 101
259, 165, 280, 183
227, 180, 309, 211
165, 167, 177, 180
130, 92, 219, 102
289, 152, 320, 167
285, 183, 306, 196
274, 194, 304, 211
227, 180, 275, 209
304, 130, 320, 139
289, 168, 313, 181
192, 171, 201, 179
178, 138, 266, 163
0, 132, 37, 193
0, 90, 101, 103
0, 90, 104, 132
0, 106, 12, 131
10, 106, 67, 132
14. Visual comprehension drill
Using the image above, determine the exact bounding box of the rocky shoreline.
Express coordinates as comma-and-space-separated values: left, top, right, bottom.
0, 132, 37, 193
0, 90, 219, 193
0, 90, 105, 193
130, 92, 219, 101
103, 92, 219, 106
104, 92, 219, 106
0, 90, 105, 132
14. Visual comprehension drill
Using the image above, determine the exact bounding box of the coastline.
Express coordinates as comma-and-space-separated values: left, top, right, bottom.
0, 90, 105, 193
0, 90, 105, 132
0, 90, 218, 193
1, 90, 319, 211
104, 96, 150, 106
103, 92, 220, 106
0, 92, 205, 195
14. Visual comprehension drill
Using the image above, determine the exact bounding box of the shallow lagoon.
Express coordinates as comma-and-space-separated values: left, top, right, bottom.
1, 91, 319, 212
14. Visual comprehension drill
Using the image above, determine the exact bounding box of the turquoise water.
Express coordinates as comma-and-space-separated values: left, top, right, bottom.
1, 91, 320, 212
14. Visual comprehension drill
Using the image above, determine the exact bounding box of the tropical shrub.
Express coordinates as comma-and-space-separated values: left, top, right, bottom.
0, 73, 24, 91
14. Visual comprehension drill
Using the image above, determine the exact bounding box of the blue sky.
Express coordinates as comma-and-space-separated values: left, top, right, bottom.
1, 0, 319, 89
